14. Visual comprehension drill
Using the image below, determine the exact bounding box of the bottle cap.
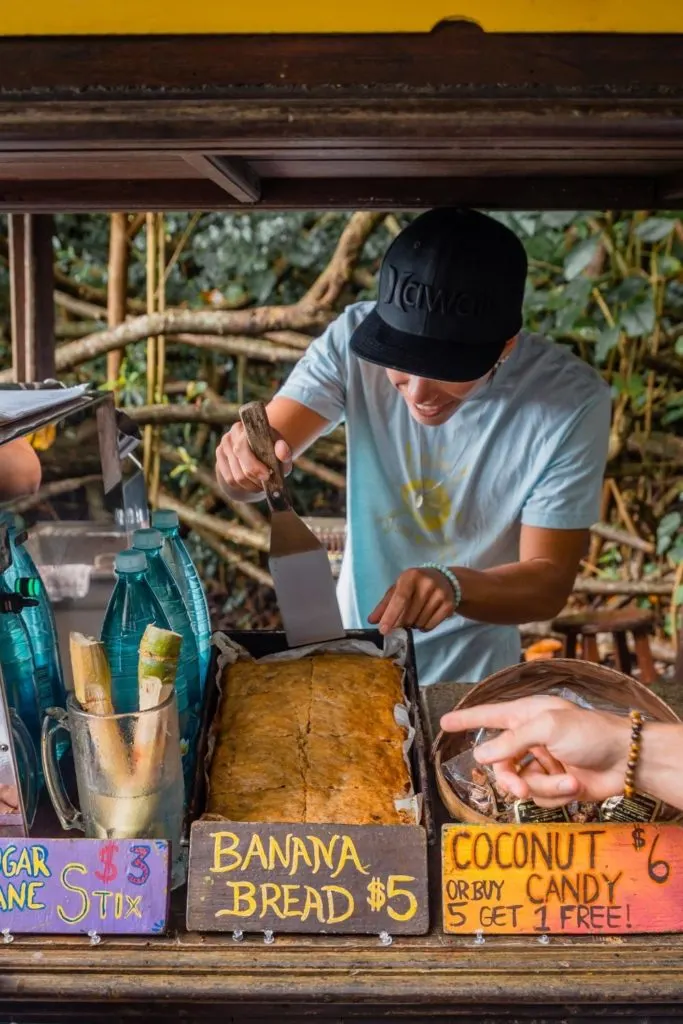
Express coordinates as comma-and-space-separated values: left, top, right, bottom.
151, 509, 179, 531
14, 577, 41, 598
115, 550, 148, 574
132, 528, 163, 551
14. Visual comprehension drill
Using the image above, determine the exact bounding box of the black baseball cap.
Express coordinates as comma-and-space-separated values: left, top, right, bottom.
349, 208, 528, 383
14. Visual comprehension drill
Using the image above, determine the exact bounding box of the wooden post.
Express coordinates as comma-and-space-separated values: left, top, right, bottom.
143, 212, 158, 484
675, 622, 683, 686
8, 214, 56, 383
106, 212, 130, 386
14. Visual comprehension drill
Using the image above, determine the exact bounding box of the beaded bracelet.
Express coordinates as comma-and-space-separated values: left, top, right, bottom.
624, 709, 644, 799
421, 562, 462, 611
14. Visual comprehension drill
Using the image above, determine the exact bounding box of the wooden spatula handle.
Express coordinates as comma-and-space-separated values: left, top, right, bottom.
239, 401, 288, 507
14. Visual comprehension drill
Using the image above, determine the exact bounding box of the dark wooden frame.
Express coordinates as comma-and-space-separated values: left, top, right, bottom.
0, 28, 681, 210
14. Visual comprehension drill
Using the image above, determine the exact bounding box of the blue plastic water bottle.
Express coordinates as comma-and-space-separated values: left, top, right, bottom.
151, 509, 212, 694
101, 550, 172, 714
3, 515, 67, 715
0, 574, 50, 783
132, 529, 201, 712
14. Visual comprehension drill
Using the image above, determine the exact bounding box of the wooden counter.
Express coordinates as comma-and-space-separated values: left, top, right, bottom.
3, 898, 683, 1021
2, 680, 682, 1022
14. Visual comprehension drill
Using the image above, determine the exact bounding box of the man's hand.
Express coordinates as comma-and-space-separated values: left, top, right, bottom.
214, 397, 330, 504
440, 696, 630, 807
216, 421, 293, 500
368, 567, 456, 635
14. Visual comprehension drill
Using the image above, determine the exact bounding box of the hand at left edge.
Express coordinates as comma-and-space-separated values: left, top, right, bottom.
368, 567, 457, 635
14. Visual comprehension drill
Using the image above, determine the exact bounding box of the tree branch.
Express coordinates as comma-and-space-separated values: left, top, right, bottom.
173, 332, 302, 364
158, 443, 268, 532
157, 491, 268, 553
52, 264, 146, 314
193, 525, 273, 588
301, 212, 386, 308
3, 474, 102, 513
18, 235, 346, 377
293, 455, 346, 490
54, 290, 107, 321
264, 330, 313, 350
628, 432, 683, 462
590, 522, 654, 554
643, 353, 683, 382
125, 402, 241, 428
0, 305, 334, 380
573, 577, 674, 596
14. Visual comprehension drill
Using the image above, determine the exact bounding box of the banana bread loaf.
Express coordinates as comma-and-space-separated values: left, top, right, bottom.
207, 653, 412, 826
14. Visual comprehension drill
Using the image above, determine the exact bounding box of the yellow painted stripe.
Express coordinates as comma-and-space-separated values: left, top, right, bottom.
2, 0, 683, 36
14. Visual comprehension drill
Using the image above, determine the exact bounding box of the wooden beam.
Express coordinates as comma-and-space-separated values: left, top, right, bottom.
0, 175, 660, 212
182, 154, 261, 203
1, 30, 682, 95
8, 214, 55, 382
1, 99, 681, 149
660, 173, 683, 200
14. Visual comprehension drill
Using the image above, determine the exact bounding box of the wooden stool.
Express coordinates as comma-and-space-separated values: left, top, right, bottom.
551, 606, 657, 685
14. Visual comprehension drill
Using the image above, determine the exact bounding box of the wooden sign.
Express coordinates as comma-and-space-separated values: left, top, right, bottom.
187, 821, 428, 935
0, 838, 170, 934
2, 0, 682, 36
442, 823, 683, 936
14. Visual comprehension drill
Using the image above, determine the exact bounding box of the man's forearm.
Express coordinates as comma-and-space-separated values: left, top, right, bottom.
450, 560, 574, 625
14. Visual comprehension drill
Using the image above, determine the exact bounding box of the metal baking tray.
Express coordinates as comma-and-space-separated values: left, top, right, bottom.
188, 629, 435, 845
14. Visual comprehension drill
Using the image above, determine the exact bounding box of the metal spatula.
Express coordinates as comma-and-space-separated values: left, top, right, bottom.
240, 401, 345, 648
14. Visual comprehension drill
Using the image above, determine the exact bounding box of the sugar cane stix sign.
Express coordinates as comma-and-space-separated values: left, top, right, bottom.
0, 838, 170, 934
187, 822, 429, 935
442, 823, 683, 936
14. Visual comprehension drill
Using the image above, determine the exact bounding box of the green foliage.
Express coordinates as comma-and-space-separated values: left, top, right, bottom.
657, 511, 683, 559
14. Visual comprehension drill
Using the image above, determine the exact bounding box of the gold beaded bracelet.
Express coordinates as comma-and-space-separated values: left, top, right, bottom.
624, 709, 644, 799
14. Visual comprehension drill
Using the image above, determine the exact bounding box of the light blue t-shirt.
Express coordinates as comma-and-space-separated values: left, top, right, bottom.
277, 301, 611, 686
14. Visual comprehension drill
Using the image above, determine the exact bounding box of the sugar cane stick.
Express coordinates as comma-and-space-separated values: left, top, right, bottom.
139, 677, 173, 712
134, 677, 173, 775
134, 625, 182, 790
69, 632, 131, 790
139, 625, 182, 690
90, 625, 181, 836
70, 632, 115, 715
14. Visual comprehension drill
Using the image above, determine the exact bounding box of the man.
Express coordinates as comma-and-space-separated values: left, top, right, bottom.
216, 208, 610, 685
0, 438, 41, 500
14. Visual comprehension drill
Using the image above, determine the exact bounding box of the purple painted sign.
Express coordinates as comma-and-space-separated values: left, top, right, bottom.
0, 838, 170, 934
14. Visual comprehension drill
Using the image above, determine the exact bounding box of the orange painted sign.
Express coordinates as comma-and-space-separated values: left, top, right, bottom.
442, 823, 683, 935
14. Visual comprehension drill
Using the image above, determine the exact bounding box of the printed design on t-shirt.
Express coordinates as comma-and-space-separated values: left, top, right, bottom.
376, 441, 468, 546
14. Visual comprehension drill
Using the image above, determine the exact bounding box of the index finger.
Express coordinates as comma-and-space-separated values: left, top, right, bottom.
440, 695, 568, 736
368, 587, 394, 625
474, 716, 557, 767
378, 583, 414, 634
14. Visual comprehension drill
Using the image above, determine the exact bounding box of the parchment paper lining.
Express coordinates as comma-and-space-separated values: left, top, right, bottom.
202, 630, 422, 826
